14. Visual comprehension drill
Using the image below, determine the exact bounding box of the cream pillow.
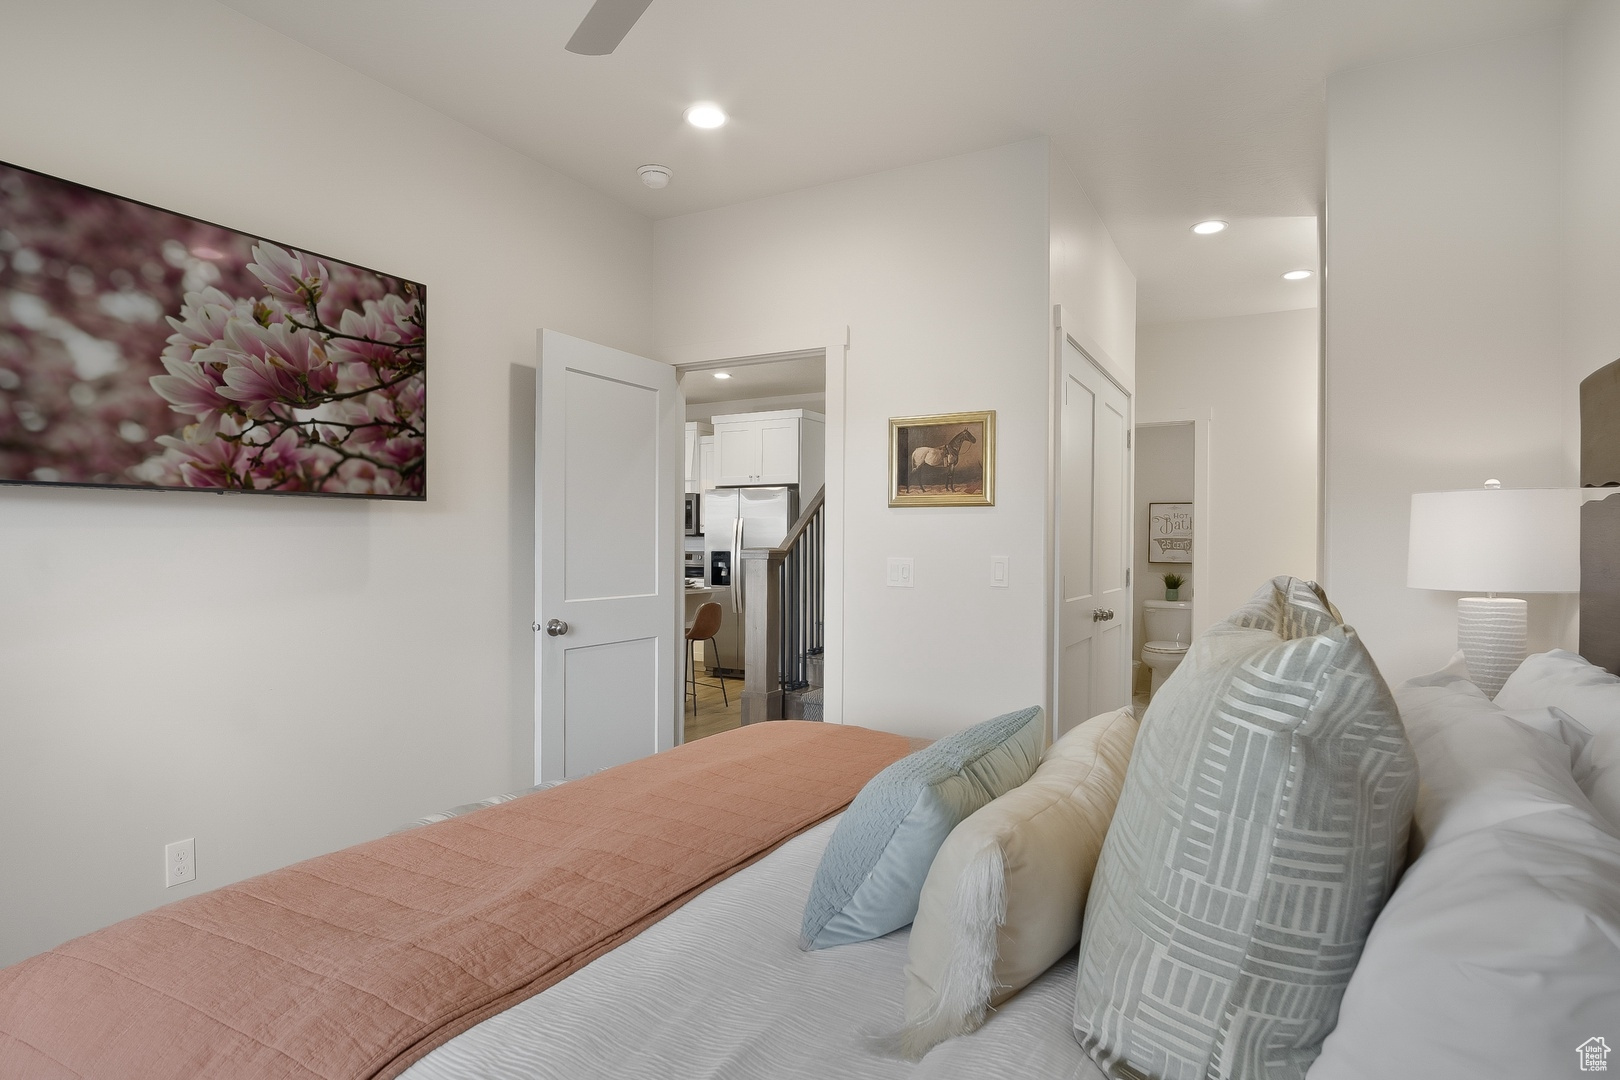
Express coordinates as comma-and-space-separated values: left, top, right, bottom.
899, 707, 1138, 1058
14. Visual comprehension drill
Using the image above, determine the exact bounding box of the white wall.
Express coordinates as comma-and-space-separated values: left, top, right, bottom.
655, 140, 1135, 739
1132, 423, 1195, 664
1323, 30, 1569, 682
1050, 152, 1138, 377
0, 0, 653, 966
1565, 1, 1620, 421
1136, 309, 1320, 627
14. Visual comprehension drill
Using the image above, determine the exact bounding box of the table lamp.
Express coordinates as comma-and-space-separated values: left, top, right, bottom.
1407, 480, 1579, 697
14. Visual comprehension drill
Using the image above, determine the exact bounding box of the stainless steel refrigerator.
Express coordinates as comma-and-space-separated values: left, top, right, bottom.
701, 485, 798, 675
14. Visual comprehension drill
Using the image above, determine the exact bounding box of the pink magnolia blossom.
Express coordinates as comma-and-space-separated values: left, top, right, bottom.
148, 354, 233, 438
240, 427, 335, 490
162, 287, 239, 359
143, 251, 422, 495
212, 321, 337, 418
328, 294, 424, 372
327, 457, 397, 496
154, 430, 252, 489
246, 242, 329, 307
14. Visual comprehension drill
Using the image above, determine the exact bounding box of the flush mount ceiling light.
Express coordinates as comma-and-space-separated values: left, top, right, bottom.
1191, 220, 1228, 236
712, 371, 732, 379
637, 164, 671, 189
1282, 269, 1315, 281
684, 103, 728, 129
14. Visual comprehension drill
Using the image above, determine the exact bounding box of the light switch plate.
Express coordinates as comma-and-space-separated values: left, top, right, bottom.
990, 555, 1009, 588
887, 557, 914, 588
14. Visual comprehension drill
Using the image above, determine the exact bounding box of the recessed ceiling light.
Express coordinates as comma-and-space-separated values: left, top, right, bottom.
1282, 269, 1314, 281
712, 371, 732, 380
1192, 220, 1228, 236
684, 103, 728, 129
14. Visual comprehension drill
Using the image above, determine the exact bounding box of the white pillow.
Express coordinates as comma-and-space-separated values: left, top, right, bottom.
1499, 705, 1593, 771
1307, 677, 1620, 1080
1494, 649, 1620, 831
1495, 649, 1620, 729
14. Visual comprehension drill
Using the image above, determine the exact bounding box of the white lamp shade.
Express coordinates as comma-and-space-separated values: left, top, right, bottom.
1407, 487, 1580, 593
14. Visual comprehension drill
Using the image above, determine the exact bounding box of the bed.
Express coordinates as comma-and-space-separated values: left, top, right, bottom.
5, 370, 1620, 1079
400, 816, 1102, 1080
3, 634, 1619, 1080
6, 613, 1616, 1080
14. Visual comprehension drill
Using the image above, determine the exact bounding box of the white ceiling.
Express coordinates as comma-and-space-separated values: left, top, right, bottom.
681, 354, 826, 406
219, 0, 1570, 323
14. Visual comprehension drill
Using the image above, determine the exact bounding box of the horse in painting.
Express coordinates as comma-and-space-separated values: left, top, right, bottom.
906, 428, 976, 492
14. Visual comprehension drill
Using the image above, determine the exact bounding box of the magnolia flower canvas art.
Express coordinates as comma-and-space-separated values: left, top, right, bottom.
0, 160, 426, 498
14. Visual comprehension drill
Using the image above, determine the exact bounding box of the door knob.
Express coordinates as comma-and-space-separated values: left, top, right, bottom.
544, 619, 569, 637
1093, 608, 1106, 621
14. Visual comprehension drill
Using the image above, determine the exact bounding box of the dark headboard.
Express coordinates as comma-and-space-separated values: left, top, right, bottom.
1582, 495, 1620, 674
1581, 357, 1620, 674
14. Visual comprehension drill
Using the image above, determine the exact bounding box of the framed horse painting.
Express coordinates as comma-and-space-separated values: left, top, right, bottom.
889, 410, 995, 507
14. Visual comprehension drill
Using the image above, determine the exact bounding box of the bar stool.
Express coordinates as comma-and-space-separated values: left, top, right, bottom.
685, 602, 728, 713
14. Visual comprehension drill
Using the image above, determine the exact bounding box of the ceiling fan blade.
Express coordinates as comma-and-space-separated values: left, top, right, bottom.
565, 0, 655, 55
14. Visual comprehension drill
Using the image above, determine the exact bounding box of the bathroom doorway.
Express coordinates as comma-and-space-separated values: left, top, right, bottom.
1132, 416, 1209, 709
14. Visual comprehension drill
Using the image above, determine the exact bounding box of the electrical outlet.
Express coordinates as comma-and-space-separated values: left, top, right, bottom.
165, 838, 196, 888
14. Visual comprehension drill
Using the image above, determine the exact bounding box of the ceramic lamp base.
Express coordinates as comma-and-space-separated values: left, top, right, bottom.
1457, 596, 1527, 698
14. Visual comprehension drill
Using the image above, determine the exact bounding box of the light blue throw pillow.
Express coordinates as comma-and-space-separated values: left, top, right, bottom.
800, 706, 1045, 950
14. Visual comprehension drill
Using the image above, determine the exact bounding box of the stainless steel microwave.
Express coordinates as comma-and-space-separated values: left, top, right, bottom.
684, 492, 702, 536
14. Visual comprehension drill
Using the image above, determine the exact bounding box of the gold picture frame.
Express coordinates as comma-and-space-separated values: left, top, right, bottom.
889, 411, 996, 507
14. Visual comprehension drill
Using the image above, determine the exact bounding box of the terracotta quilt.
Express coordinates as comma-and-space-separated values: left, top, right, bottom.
0, 721, 913, 1080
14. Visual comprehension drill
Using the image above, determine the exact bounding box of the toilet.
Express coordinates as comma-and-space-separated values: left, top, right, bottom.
1141, 600, 1193, 698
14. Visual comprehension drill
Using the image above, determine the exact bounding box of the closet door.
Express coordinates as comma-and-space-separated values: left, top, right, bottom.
1056, 337, 1132, 737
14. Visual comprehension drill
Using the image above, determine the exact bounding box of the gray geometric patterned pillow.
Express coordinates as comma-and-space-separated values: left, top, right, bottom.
1074, 577, 1417, 1080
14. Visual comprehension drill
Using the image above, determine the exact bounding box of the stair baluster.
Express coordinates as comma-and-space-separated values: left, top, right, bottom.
740, 486, 825, 723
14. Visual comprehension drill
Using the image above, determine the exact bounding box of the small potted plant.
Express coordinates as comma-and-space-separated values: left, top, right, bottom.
1162, 572, 1185, 601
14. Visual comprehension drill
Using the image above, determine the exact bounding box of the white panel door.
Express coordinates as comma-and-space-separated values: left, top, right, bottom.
1057, 338, 1132, 737
535, 329, 681, 782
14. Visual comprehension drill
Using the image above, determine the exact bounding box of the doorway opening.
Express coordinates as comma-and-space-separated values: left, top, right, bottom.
1133, 422, 1195, 711
676, 350, 828, 744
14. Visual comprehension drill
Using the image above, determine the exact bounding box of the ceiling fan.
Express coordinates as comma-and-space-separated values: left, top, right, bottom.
565, 0, 656, 55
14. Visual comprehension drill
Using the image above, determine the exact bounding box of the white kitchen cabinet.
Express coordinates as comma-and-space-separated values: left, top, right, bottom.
698, 435, 716, 493
710, 409, 825, 492
683, 421, 712, 494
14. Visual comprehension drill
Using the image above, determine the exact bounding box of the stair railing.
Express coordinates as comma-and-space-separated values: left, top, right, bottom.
740, 485, 825, 723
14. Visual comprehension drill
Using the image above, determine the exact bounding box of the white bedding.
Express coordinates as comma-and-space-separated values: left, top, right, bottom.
403, 816, 1104, 1080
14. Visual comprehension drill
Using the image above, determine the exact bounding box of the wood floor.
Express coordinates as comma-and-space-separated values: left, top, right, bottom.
682, 668, 742, 743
